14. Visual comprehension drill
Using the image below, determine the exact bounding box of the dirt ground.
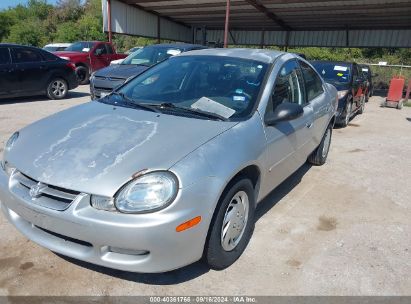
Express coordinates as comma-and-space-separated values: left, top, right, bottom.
0, 86, 410, 296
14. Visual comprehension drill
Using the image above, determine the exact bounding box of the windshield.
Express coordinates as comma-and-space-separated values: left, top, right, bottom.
65, 42, 93, 52
122, 46, 182, 66
311, 62, 351, 84
118, 55, 268, 120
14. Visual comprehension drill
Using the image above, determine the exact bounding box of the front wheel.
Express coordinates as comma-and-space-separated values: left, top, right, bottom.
204, 178, 255, 270
46, 78, 68, 100
308, 124, 332, 166
340, 99, 352, 128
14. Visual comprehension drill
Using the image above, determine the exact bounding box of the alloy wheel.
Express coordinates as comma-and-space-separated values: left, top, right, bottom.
51, 80, 66, 97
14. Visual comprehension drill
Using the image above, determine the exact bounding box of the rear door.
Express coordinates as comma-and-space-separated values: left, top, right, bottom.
0, 47, 16, 97
298, 60, 329, 148
11, 47, 46, 94
262, 59, 314, 188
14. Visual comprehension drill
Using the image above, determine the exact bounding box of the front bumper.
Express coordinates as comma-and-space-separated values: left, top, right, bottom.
0, 168, 212, 273
90, 77, 125, 99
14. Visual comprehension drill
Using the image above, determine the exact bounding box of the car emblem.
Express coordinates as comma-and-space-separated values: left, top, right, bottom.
106, 77, 112, 81
29, 182, 47, 199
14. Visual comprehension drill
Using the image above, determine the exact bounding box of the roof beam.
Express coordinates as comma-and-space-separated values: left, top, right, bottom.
244, 0, 291, 31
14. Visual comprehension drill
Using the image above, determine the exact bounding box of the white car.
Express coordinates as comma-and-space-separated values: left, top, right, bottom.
109, 58, 125, 65
43, 43, 71, 52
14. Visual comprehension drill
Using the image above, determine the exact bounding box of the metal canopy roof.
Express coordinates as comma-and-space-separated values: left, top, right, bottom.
103, 0, 411, 47
121, 0, 411, 31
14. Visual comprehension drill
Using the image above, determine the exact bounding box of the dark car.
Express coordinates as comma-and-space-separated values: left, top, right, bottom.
359, 64, 375, 102
89, 43, 206, 99
311, 60, 366, 127
0, 44, 78, 100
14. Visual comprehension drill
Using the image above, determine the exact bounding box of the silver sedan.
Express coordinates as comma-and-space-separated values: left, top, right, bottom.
0, 49, 337, 273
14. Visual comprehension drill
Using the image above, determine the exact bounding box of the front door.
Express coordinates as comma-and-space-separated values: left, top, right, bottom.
262, 59, 314, 189
11, 47, 45, 95
90, 43, 111, 72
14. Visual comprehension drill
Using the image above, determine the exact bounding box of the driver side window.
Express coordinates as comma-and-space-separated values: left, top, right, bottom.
94, 44, 107, 55
266, 59, 304, 115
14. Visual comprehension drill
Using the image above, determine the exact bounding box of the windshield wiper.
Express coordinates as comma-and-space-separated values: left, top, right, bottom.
142, 102, 228, 121
108, 92, 161, 113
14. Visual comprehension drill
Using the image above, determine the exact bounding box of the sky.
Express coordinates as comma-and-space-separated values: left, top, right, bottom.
0, 0, 60, 10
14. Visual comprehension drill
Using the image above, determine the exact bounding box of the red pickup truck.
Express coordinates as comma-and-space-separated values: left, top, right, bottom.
53, 41, 127, 84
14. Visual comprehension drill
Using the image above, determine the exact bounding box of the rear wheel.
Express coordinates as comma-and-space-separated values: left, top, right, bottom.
204, 178, 255, 270
358, 95, 365, 114
46, 78, 68, 100
308, 123, 332, 166
75, 66, 89, 85
340, 99, 352, 128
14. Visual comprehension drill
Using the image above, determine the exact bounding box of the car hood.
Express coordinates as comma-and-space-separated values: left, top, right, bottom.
94, 64, 149, 79
7, 102, 237, 197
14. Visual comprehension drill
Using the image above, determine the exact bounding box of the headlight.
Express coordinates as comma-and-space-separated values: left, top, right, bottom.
5, 132, 19, 152
115, 171, 178, 213
1, 161, 16, 176
337, 90, 349, 99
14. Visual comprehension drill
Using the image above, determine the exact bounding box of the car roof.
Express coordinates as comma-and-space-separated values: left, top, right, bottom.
0, 43, 44, 50
145, 43, 206, 51
179, 48, 284, 64
311, 60, 354, 67
44, 43, 71, 47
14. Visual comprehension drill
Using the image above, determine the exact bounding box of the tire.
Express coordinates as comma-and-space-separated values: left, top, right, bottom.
204, 178, 255, 270
308, 123, 332, 166
46, 78, 68, 100
75, 66, 89, 85
365, 91, 370, 103
340, 99, 352, 128
358, 95, 365, 114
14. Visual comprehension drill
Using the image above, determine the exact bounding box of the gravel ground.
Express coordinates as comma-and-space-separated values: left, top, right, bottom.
0, 86, 410, 296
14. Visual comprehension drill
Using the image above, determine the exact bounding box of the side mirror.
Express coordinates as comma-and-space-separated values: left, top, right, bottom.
94, 48, 103, 56
265, 102, 304, 126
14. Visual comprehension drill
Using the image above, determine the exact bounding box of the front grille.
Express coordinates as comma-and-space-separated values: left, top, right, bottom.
36, 226, 92, 247
95, 76, 124, 81
11, 171, 80, 211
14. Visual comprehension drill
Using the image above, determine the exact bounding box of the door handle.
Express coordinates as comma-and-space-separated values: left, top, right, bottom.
306, 122, 313, 129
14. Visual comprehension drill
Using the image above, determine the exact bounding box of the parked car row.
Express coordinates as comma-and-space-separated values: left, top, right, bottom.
310, 61, 367, 127
90, 43, 206, 99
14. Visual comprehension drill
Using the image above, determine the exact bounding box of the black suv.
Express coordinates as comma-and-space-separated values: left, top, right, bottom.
0, 44, 78, 100
311, 60, 367, 127
90, 43, 206, 100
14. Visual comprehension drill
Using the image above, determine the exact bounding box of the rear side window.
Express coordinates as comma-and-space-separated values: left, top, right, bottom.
0, 48, 11, 65
12, 48, 43, 63
94, 44, 107, 55
41, 50, 59, 61
299, 61, 324, 101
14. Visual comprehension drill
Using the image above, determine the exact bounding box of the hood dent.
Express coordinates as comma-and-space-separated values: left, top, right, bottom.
32, 114, 157, 189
